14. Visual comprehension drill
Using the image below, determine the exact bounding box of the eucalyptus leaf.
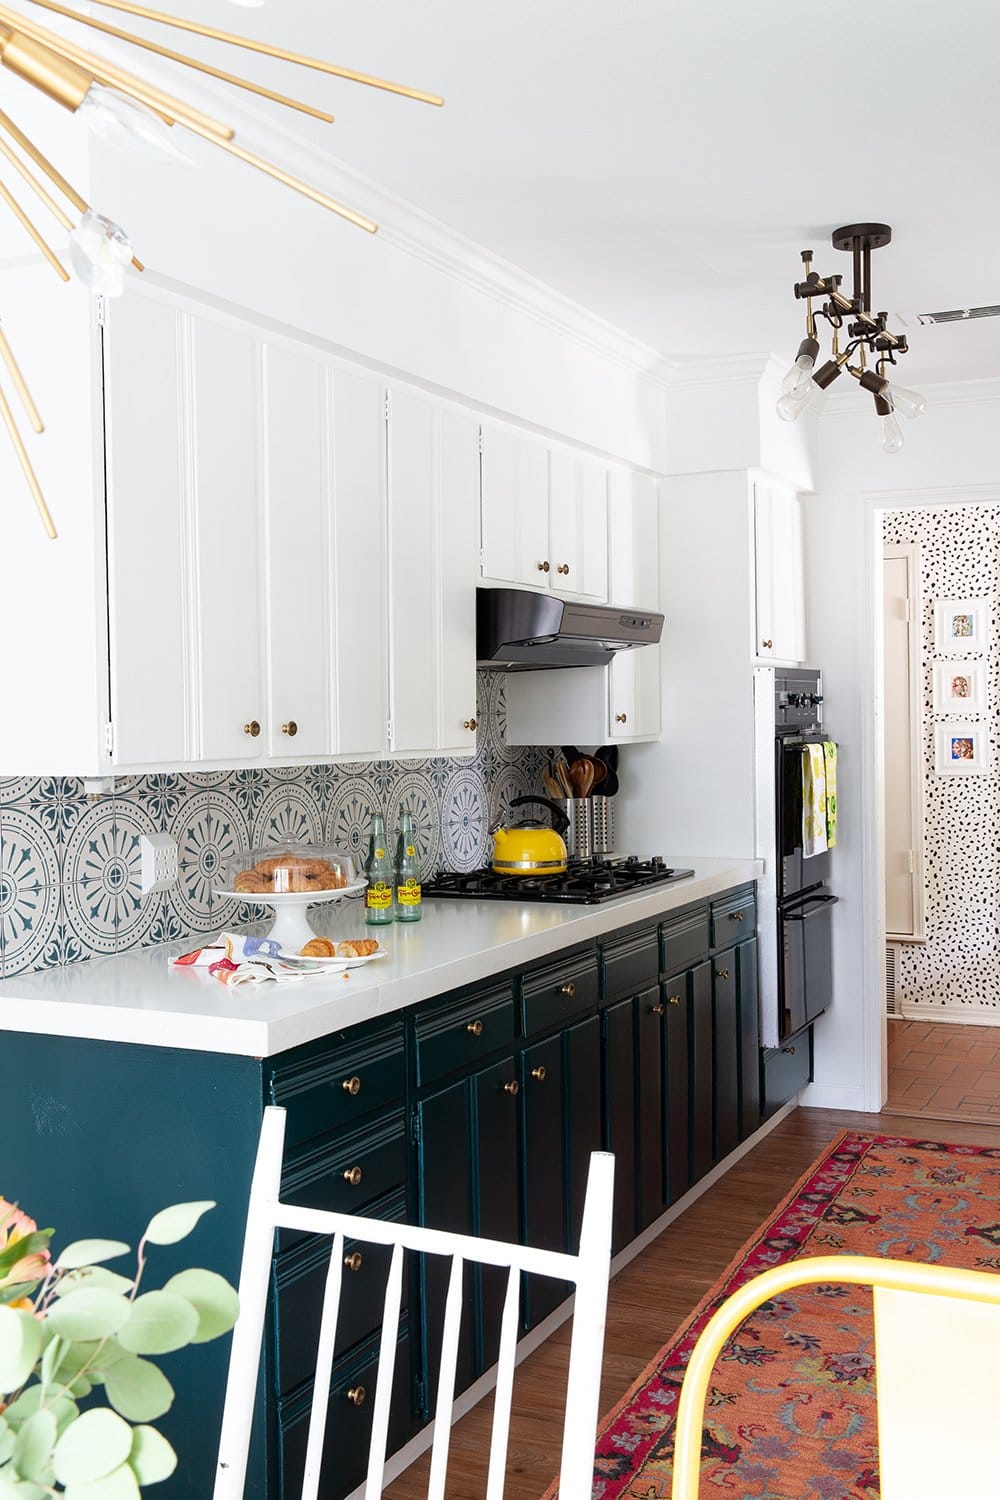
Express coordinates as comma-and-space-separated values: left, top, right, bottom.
12, 1410, 55, 1485
56, 1269, 134, 1300
102, 1355, 173, 1423
0, 1474, 46, 1499
67, 1375, 94, 1399
45, 1290, 130, 1343
40, 1334, 65, 1388
0, 1231, 52, 1279
127, 1426, 176, 1486
55, 1241, 130, 1272
2, 1388, 78, 1434
164, 1269, 239, 1344
141, 1202, 215, 1248
53, 1408, 132, 1486
64, 1461, 141, 1500
118, 1292, 197, 1356
0, 1308, 43, 1393
0, 1416, 15, 1465
0, 1284, 40, 1309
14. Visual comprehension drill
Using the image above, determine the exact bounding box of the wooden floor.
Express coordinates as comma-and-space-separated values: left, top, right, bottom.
885, 1017, 1000, 1125
385, 1105, 1000, 1500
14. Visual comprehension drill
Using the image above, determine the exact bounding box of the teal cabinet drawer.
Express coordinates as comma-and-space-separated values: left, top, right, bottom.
660, 909, 710, 975
761, 1035, 811, 1117
415, 983, 516, 1088
522, 951, 598, 1036
268, 1020, 405, 1149
710, 888, 757, 949
279, 1110, 406, 1247
601, 927, 659, 1004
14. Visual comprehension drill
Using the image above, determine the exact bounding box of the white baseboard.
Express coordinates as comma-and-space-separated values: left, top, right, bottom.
901, 1002, 1000, 1028
799, 1080, 868, 1110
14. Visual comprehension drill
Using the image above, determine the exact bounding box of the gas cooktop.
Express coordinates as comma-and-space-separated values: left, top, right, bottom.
423, 857, 695, 906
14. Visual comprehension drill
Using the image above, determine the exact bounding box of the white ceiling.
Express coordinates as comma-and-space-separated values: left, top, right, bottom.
8, 0, 1000, 384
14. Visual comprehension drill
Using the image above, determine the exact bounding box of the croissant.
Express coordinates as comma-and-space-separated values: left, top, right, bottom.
300, 937, 336, 958
336, 939, 380, 958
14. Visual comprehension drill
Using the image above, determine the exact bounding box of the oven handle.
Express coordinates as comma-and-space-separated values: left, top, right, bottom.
784, 894, 840, 921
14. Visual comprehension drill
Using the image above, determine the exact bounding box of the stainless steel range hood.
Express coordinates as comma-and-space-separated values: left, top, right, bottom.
476, 587, 663, 670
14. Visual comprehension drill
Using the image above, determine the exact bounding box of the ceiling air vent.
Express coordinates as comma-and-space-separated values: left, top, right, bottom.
917, 305, 1000, 326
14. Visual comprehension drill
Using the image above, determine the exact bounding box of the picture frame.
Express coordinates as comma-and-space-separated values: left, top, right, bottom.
935, 721, 990, 776
933, 597, 989, 656
932, 661, 986, 717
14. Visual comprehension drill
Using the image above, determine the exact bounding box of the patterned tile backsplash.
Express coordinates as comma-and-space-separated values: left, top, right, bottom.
0, 672, 548, 978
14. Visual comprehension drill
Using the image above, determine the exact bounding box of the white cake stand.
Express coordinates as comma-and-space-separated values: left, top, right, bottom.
214, 880, 368, 952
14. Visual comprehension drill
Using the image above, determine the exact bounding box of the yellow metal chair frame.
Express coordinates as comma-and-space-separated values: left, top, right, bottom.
671, 1253, 1000, 1500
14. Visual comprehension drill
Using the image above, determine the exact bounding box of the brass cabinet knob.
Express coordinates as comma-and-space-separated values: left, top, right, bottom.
650, 1001, 666, 1016
344, 1251, 363, 1273
466, 1019, 484, 1037
560, 982, 576, 997
281, 721, 298, 737
537, 560, 550, 572
342, 1076, 362, 1096
464, 717, 478, 731
667, 994, 682, 1006
716, 968, 730, 980
729, 910, 745, 922
243, 720, 261, 738
503, 1080, 519, 1096
346, 1386, 366, 1408
782, 1045, 796, 1055
762, 638, 773, 649
343, 1165, 363, 1186
531, 1065, 546, 1082
557, 563, 570, 575
615, 713, 627, 724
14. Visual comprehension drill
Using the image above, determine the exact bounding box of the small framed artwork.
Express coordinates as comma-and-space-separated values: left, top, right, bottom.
935, 722, 990, 775
933, 661, 986, 716
934, 597, 989, 655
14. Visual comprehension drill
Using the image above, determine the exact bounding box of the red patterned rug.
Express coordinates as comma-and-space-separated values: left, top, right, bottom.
572, 1129, 1000, 1500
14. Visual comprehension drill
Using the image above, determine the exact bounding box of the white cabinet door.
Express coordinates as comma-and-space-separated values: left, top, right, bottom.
189, 318, 265, 764
480, 423, 548, 587
606, 471, 660, 742
754, 478, 805, 664
549, 451, 608, 600
262, 344, 331, 762
387, 387, 478, 757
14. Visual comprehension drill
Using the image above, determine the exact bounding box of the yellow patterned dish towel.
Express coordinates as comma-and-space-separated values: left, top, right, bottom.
802, 744, 828, 857
823, 740, 838, 848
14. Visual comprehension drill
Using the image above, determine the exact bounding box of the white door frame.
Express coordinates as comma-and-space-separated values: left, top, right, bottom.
858, 483, 1000, 1113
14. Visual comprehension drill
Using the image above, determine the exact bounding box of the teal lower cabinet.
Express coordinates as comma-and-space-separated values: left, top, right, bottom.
689, 959, 715, 1183
661, 975, 691, 1204
761, 1028, 813, 1118
635, 985, 666, 1234
520, 1031, 568, 1328
602, 995, 638, 1253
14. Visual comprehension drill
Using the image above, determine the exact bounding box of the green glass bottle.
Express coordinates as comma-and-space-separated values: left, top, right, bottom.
394, 808, 422, 923
364, 812, 395, 926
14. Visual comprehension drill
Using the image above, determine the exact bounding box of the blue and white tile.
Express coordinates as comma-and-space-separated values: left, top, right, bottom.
136, 893, 187, 951
427, 758, 456, 794
251, 783, 320, 850
180, 769, 230, 790
134, 773, 186, 830
326, 777, 381, 863
109, 800, 160, 953
172, 790, 249, 929
63, 803, 143, 956
14, 776, 86, 847
303, 763, 340, 822
440, 766, 489, 872
0, 775, 41, 809
488, 766, 535, 837
228, 769, 269, 821
1, 810, 61, 972
268, 764, 304, 782
389, 771, 441, 878
369, 760, 398, 804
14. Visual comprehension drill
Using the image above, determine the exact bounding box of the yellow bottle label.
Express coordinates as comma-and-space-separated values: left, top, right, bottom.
367, 881, 393, 910
375, 847, 386, 859
406, 845, 416, 857
397, 878, 422, 906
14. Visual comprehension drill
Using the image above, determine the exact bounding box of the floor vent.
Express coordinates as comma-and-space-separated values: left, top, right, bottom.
916, 305, 1000, 326
885, 943, 901, 1016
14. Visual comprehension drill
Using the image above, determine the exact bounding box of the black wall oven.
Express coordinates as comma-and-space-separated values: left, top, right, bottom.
775, 669, 838, 1040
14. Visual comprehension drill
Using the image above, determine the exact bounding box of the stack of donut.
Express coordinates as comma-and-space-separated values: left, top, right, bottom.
233, 853, 349, 895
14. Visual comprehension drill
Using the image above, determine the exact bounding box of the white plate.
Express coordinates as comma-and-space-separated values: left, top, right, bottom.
214, 880, 367, 905
214, 881, 368, 950
276, 945, 388, 970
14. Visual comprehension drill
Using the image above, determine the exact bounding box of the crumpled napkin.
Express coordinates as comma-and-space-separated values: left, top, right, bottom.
169, 932, 349, 988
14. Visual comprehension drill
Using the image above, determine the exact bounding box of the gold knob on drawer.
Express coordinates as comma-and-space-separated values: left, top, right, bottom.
344, 1252, 363, 1273
782, 1045, 797, 1055
243, 720, 260, 738
342, 1075, 362, 1096
346, 1386, 366, 1408
716, 968, 730, 980
503, 1080, 519, 1096
537, 560, 550, 572
762, 638, 773, 649
466, 1019, 484, 1037
557, 563, 570, 575
729, 911, 745, 922
615, 713, 627, 724
650, 1001, 666, 1016
343, 1166, 363, 1186
531, 1065, 547, 1082
667, 994, 682, 1006
464, 717, 478, 731
560, 982, 576, 997
281, 721, 298, 737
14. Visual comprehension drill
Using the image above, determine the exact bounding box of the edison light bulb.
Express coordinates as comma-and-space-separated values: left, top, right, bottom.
776, 384, 811, 421
77, 85, 190, 163
883, 381, 927, 420
780, 337, 819, 397
879, 410, 905, 453
69, 212, 133, 297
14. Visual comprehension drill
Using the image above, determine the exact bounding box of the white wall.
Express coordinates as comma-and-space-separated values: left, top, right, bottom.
804, 380, 1000, 1110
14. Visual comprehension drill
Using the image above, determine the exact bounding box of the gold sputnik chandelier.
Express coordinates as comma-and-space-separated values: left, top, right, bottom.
0, 0, 442, 539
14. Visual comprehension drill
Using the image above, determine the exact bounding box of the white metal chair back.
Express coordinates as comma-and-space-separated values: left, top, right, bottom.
214, 1105, 614, 1500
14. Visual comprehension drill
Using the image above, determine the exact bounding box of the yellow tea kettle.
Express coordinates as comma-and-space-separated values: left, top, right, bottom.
491, 797, 570, 875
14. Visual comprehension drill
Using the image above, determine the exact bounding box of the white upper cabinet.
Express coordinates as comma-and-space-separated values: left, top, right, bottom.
753, 477, 805, 664
480, 423, 609, 601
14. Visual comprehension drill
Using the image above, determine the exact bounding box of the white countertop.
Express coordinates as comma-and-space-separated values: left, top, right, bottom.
0, 858, 760, 1058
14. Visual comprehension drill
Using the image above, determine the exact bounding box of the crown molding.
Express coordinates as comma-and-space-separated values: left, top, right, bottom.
824, 374, 1000, 415
662, 351, 775, 388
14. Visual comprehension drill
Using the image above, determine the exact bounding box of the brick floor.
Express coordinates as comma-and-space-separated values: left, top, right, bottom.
885, 1018, 1000, 1125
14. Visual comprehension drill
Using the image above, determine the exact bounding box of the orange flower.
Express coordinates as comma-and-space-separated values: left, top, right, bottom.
0, 1198, 51, 1293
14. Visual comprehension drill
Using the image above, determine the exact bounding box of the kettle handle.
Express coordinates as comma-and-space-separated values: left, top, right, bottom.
510, 796, 570, 836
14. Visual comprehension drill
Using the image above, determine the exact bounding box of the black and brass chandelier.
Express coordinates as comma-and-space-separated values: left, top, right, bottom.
0, 0, 442, 538
777, 222, 926, 452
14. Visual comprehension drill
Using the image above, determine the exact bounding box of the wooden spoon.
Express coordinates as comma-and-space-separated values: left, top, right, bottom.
589, 758, 607, 794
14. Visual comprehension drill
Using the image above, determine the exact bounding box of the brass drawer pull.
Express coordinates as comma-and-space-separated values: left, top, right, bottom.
762, 638, 773, 649
615, 712, 627, 724
347, 1386, 366, 1408
560, 982, 576, 997
557, 563, 570, 575
729, 910, 745, 922
715, 968, 730, 980
243, 720, 260, 738
503, 1080, 519, 1096
344, 1251, 363, 1273
531, 1065, 546, 1082
667, 995, 682, 1006
464, 717, 478, 731
650, 1001, 666, 1016
466, 1019, 484, 1037
537, 560, 550, 573
342, 1076, 361, 1096
343, 1166, 363, 1186
281, 720, 298, 737
782, 1045, 797, 1055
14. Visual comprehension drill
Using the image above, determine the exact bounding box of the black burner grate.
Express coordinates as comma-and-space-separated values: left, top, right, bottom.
423, 858, 695, 905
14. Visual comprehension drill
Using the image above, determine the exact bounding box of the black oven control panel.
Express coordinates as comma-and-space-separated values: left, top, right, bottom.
775, 668, 824, 734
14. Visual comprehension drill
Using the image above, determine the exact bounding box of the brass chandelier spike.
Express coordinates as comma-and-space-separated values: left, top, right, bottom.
0, 2, 443, 539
